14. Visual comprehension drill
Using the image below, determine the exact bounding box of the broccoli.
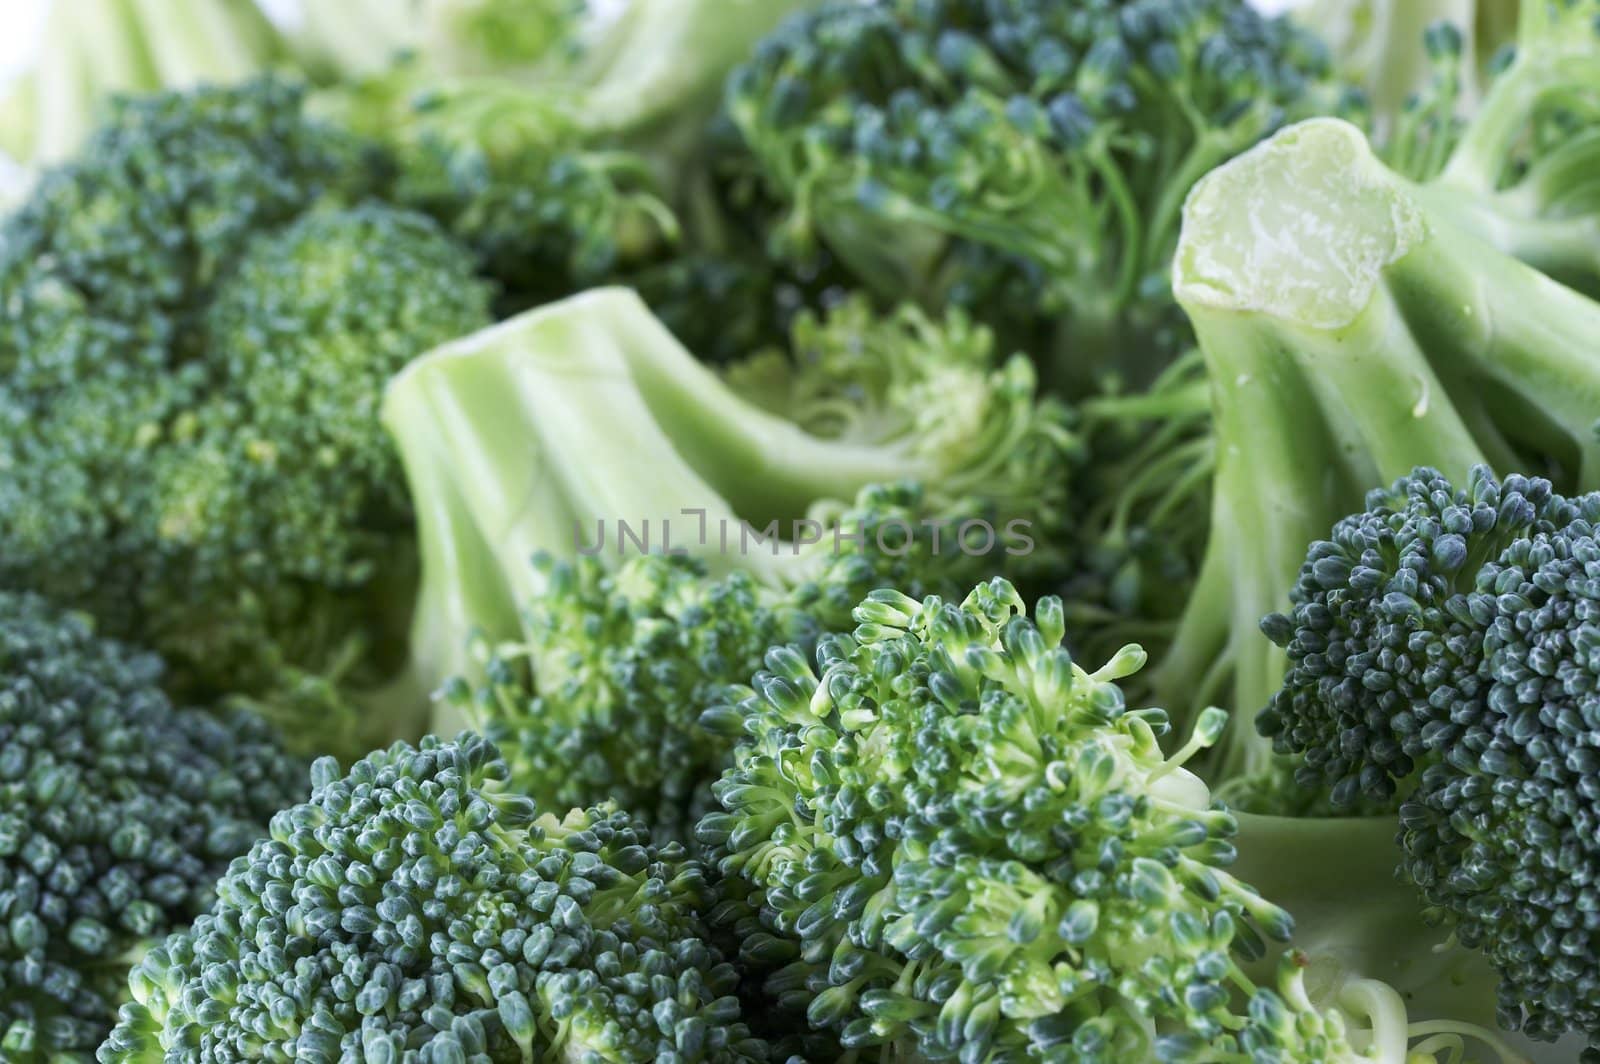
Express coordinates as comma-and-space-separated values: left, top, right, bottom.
1062, 349, 1215, 663
0, 79, 495, 758
383, 285, 1074, 704
385, 286, 1073, 835
1151, 92, 1600, 782
696, 578, 1524, 1061
441, 482, 1032, 843
1296, 0, 1521, 139
0, 590, 305, 1060
290, 0, 582, 83
99, 733, 766, 1063
296, 0, 806, 134
1260, 466, 1600, 1051
725, 0, 1336, 385
318, 70, 677, 308
312, 0, 819, 312
1068, 0, 1600, 723
1380, 0, 1600, 293
0, 0, 287, 170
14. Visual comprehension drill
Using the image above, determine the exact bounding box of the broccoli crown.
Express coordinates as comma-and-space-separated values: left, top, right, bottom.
0, 79, 495, 756
1261, 466, 1600, 1048
727, 0, 1331, 370
446, 480, 1034, 845
102, 734, 765, 1064
695, 579, 1374, 1062
0, 591, 305, 1060
1259, 467, 1574, 806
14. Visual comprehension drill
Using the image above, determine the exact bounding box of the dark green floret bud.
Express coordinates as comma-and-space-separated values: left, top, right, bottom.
1260, 465, 1575, 807
0, 591, 305, 1059
101, 734, 764, 1063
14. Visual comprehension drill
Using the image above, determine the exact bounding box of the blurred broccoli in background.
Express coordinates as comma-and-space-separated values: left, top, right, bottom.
0, 0, 287, 171
0, 79, 493, 757
0, 591, 304, 1060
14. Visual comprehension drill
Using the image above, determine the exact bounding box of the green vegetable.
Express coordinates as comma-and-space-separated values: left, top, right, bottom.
0, 0, 287, 168
313, 0, 818, 312
726, 0, 1336, 385
445, 481, 1030, 842
291, 0, 581, 83
1068, 0, 1600, 706
100, 733, 765, 1062
1296, 0, 1520, 137
385, 287, 1073, 833
1153, 110, 1600, 784
0, 80, 494, 758
0, 591, 304, 1060
697, 578, 1519, 1061
1261, 466, 1600, 1051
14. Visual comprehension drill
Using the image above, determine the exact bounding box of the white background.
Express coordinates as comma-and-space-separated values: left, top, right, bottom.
0, 0, 1304, 84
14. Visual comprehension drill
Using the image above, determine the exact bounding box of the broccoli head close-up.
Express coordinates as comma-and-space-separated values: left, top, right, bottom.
4, 1, 1600, 1062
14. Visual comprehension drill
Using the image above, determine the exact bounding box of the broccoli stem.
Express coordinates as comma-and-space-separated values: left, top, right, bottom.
24, 0, 284, 166
579, 0, 815, 138
1161, 116, 1600, 777
382, 287, 945, 696
122, 0, 284, 87
1231, 813, 1534, 1063
290, 0, 417, 81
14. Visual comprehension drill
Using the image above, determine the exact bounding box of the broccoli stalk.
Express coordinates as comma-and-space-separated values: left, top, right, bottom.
1156, 114, 1600, 782
1075, 0, 1600, 712
1399, 0, 1600, 291
382, 286, 1073, 725
288, 0, 426, 81
1296, 0, 1521, 138
1229, 813, 1544, 1062
1, 0, 286, 168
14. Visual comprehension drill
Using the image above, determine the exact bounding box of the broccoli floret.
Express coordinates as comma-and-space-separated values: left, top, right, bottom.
441, 480, 1027, 843
726, 0, 1335, 384
1261, 466, 1600, 1050
100, 734, 766, 1063
1152, 101, 1600, 782
0, 591, 305, 1060
0, 0, 287, 170
382, 285, 1076, 717
696, 578, 1520, 1061
0, 80, 495, 758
